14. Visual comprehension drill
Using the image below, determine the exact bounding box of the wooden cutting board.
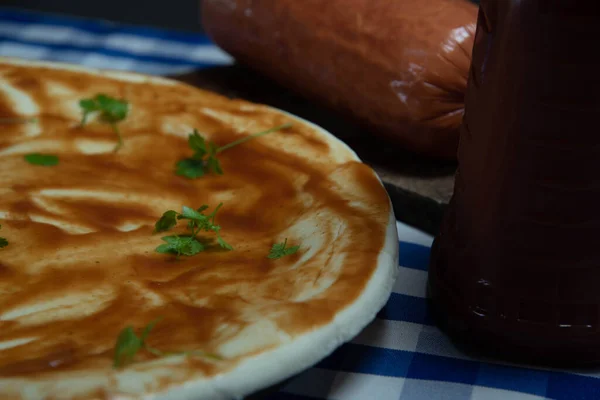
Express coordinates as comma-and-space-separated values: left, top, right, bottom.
171, 65, 456, 235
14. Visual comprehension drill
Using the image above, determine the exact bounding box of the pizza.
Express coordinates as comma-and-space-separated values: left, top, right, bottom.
0, 58, 398, 399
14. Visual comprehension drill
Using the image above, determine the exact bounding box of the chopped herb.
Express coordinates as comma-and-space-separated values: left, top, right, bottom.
113, 319, 220, 368
156, 235, 204, 257
153, 203, 232, 257
0, 225, 7, 249
113, 319, 160, 368
153, 210, 178, 233
175, 157, 208, 179
176, 123, 292, 179
268, 238, 300, 259
216, 235, 234, 251
24, 153, 59, 166
79, 94, 129, 152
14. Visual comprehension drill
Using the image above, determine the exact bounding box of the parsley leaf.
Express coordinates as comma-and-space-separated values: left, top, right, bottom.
176, 136, 223, 179
156, 235, 204, 258
267, 238, 300, 259
113, 319, 159, 368
113, 319, 220, 368
79, 94, 129, 152
113, 319, 162, 368
205, 148, 223, 174
113, 326, 144, 368
153, 203, 233, 257
180, 205, 209, 222
196, 205, 210, 213
176, 158, 206, 179
96, 95, 128, 123
216, 235, 233, 251
176, 123, 292, 179
0, 224, 7, 249
79, 99, 97, 125
188, 130, 208, 156
154, 210, 178, 233
141, 319, 161, 341
24, 153, 59, 166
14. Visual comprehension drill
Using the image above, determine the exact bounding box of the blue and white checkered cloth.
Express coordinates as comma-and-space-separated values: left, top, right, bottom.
1, 7, 599, 400
0, 7, 233, 75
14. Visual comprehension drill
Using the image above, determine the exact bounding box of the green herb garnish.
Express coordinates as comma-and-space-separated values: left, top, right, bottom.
113, 319, 160, 368
176, 123, 293, 179
24, 153, 59, 166
79, 94, 129, 152
156, 235, 205, 258
154, 203, 233, 257
0, 225, 7, 249
267, 238, 300, 259
113, 319, 221, 368
153, 210, 178, 233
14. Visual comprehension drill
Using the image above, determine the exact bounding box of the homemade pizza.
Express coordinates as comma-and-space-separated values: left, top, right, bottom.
0, 58, 398, 399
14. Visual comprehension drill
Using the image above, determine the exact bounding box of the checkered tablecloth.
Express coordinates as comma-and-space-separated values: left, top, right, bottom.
1, 6, 600, 400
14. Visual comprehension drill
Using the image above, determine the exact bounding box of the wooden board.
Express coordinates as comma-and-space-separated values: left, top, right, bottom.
172, 65, 456, 235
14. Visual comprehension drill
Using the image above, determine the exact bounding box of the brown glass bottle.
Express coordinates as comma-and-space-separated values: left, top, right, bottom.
428, 0, 600, 365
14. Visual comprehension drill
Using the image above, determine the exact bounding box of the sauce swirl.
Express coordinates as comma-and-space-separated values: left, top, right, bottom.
0, 60, 390, 398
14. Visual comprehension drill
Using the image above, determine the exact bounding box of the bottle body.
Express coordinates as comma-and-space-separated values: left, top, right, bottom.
429, 0, 600, 365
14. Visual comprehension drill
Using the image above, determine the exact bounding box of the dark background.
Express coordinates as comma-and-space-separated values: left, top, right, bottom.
1, 0, 205, 33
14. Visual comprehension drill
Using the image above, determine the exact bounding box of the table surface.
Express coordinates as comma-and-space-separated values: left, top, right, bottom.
0, 7, 598, 400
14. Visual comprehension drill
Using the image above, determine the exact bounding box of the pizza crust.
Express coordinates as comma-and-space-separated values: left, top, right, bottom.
134, 116, 399, 400
0, 57, 398, 400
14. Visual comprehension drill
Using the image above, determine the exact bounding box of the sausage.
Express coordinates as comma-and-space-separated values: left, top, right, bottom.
202, 0, 477, 159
